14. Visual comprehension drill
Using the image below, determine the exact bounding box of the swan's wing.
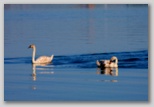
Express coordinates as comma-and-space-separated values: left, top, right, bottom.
35, 56, 52, 63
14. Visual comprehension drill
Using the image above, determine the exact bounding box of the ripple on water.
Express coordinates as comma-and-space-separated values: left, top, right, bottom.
4, 50, 148, 69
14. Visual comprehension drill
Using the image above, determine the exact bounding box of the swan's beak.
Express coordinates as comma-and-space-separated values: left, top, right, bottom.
28, 45, 31, 48
110, 60, 115, 63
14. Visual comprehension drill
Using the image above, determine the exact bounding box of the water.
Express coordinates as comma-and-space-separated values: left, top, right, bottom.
4, 4, 148, 101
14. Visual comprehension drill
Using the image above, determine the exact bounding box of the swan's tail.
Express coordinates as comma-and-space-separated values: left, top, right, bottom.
96, 60, 100, 67
51, 55, 54, 61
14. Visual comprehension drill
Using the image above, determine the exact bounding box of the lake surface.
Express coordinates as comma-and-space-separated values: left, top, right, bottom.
4, 4, 148, 101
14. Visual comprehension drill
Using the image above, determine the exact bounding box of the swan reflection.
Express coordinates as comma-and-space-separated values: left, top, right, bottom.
32, 63, 54, 81
96, 67, 118, 76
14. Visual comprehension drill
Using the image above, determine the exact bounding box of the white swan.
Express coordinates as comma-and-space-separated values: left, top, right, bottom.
96, 56, 118, 68
28, 44, 54, 64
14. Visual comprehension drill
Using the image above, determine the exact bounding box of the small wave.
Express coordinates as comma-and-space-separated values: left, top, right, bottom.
121, 58, 141, 61
4, 50, 148, 69
4, 57, 31, 64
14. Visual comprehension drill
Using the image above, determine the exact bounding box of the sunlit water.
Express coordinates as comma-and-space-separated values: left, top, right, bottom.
4, 4, 148, 101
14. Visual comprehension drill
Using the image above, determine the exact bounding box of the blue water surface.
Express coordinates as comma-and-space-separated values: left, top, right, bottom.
4, 4, 148, 101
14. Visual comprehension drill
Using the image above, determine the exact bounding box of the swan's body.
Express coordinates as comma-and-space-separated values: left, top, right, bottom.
96, 56, 118, 68
28, 44, 54, 64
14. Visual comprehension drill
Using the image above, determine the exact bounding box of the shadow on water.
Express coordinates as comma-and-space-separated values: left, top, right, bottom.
96, 67, 118, 83
96, 67, 118, 76
4, 50, 148, 69
30, 63, 54, 90
31, 63, 54, 81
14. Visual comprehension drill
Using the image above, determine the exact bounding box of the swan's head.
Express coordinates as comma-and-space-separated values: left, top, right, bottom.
110, 56, 118, 63
28, 44, 35, 49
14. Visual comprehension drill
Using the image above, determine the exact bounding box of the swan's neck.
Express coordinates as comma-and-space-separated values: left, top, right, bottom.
32, 47, 36, 63
115, 58, 118, 64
